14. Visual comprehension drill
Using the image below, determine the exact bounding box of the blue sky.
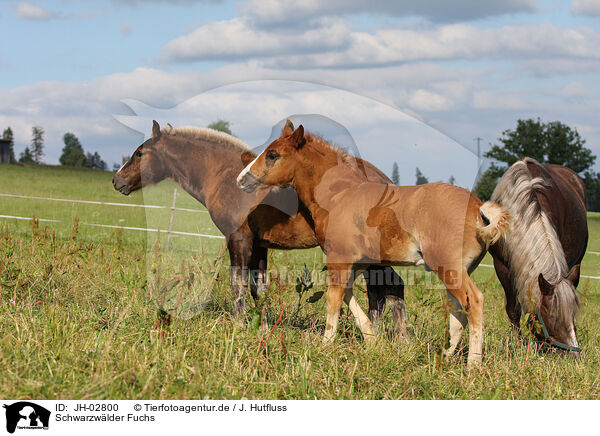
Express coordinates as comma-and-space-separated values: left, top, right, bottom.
1, 0, 599, 187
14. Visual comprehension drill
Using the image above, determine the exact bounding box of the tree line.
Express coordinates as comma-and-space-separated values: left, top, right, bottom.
1, 126, 106, 170
389, 162, 454, 185
388, 118, 598, 211
472, 118, 599, 210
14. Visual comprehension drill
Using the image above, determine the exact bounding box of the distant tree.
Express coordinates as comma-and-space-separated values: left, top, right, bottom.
415, 167, 429, 185
481, 118, 597, 207
59, 132, 88, 167
449, 175, 456, 185
112, 155, 129, 171
207, 119, 232, 135
31, 126, 44, 164
391, 162, 399, 184
19, 147, 35, 163
86, 151, 107, 170
486, 118, 594, 172
473, 164, 505, 201
2, 127, 15, 163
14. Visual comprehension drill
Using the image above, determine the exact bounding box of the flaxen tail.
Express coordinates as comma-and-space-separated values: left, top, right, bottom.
478, 202, 510, 248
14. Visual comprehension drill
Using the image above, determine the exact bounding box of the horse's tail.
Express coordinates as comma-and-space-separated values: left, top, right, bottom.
477, 201, 511, 248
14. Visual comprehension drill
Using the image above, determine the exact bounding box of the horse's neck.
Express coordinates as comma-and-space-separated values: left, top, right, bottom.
293, 145, 360, 223
163, 139, 240, 205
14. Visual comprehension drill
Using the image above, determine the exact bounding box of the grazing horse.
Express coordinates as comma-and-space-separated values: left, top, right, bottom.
489, 157, 587, 354
113, 120, 408, 333
237, 123, 510, 366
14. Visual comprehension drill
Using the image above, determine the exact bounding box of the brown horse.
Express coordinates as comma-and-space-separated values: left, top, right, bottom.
237, 123, 510, 365
113, 120, 407, 333
489, 157, 587, 354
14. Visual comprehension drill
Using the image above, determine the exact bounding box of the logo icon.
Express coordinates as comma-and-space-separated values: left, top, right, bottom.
3, 402, 50, 434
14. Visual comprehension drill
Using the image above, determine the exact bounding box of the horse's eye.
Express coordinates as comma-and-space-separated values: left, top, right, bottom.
266, 150, 279, 161
136, 150, 143, 158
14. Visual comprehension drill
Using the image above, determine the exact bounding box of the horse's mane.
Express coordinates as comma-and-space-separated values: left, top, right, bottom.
491, 157, 579, 320
304, 131, 355, 165
163, 126, 254, 155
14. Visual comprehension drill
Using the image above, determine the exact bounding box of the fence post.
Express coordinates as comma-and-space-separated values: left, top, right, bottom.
166, 187, 177, 250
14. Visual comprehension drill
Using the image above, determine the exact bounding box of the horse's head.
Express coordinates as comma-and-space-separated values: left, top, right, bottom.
113, 120, 169, 195
537, 264, 581, 355
237, 120, 305, 193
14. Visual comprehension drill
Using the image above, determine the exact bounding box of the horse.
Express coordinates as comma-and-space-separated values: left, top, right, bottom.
237, 123, 510, 366
112, 120, 408, 334
489, 157, 587, 354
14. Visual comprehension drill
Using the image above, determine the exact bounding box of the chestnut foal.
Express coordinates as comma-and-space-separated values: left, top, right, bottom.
237, 123, 510, 366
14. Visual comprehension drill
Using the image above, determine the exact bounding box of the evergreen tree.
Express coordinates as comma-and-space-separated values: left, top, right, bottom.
59, 132, 88, 167
415, 167, 429, 185
19, 147, 35, 163
31, 126, 44, 164
86, 151, 107, 170
2, 127, 15, 163
391, 162, 399, 184
449, 175, 456, 185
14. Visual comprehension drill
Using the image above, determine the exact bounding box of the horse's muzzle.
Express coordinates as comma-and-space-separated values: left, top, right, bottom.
237, 171, 260, 193
112, 176, 131, 195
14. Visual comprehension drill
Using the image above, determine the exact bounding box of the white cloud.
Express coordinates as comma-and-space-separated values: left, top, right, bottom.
408, 89, 453, 111
241, 0, 537, 25
15, 2, 56, 20
2, 63, 599, 174
114, 0, 221, 4
161, 17, 351, 62
161, 20, 600, 69
560, 81, 591, 101
571, 0, 600, 16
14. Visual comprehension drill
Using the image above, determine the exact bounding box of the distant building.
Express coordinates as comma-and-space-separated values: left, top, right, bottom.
0, 139, 11, 163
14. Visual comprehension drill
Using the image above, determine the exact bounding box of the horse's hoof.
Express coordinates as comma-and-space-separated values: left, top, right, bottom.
322, 334, 336, 344
467, 355, 482, 368
394, 327, 410, 341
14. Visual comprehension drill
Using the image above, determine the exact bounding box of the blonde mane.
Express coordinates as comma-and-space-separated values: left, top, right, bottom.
491, 158, 579, 320
163, 125, 254, 155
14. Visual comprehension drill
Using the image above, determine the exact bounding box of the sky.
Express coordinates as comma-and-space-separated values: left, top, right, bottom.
1, 0, 599, 188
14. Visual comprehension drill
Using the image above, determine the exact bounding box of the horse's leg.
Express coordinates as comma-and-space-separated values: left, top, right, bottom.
364, 266, 386, 325
324, 263, 375, 343
227, 235, 252, 317
345, 267, 376, 342
364, 266, 408, 338
493, 256, 521, 335
445, 291, 467, 357
249, 243, 268, 327
382, 266, 409, 338
437, 268, 484, 367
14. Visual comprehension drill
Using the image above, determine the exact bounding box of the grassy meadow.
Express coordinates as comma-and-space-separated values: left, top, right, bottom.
1, 163, 600, 400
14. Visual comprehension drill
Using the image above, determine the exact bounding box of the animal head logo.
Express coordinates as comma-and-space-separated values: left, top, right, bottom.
3, 402, 50, 434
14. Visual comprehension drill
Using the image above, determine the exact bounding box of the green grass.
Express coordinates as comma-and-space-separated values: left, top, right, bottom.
1, 163, 600, 399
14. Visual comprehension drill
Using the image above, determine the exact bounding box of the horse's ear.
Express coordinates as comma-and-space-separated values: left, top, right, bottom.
538, 273, 554, 297
241, 151, 255, 166
152, 120, 161, 139
289, 125, 305, 149
282, 120, 295, 137
566, 264, 580, 285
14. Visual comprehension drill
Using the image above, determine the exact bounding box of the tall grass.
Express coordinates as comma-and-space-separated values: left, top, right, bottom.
0, 164, 599, 399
